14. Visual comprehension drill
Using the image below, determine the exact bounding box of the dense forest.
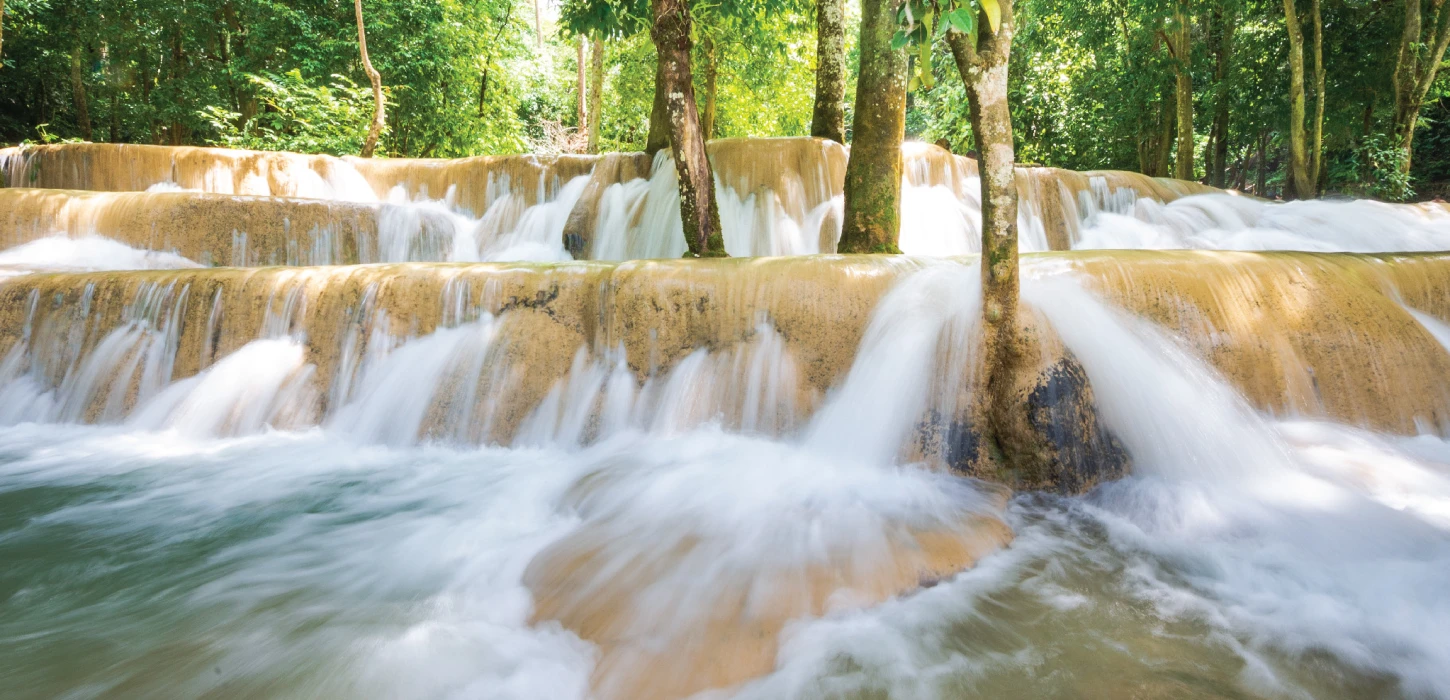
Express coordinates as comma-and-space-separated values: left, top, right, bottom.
0, 0, 1446, 200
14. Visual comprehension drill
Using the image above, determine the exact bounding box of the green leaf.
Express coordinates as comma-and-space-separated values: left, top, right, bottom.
945, 7, 974, 34
979, 0, 1001, 34
891, 31, 911, 50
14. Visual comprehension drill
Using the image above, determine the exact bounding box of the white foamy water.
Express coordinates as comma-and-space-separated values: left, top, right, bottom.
1077, 192, 1450, 252
0, 235, 203, 277
2, 262, 1450, 699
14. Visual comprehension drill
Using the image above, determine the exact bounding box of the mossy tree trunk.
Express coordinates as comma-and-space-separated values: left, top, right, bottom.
701, 34, 718, 140
576, 38, 588, 142
355, 0, 385, 158
588, 37, 604, 154
1389, 0, 1447, 176
838, 0, 906, 254
1283, 0, 1314, 198
810, 0, 847, 143
949, 0, 1053, 483
1310, 0, 1324, 187
651, 0, 726, 257
1171, 0, 1194, 181
647, 52, 670, 156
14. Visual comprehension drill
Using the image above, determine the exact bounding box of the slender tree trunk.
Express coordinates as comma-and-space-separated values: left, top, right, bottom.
811, 0, 847, 143
70, 47, 92, 140
1172, 0, 1194, 180
1310, 0, 1325, 186
577, 37, 588, 142
1283, 0, 1313, 198
534, 0, 543, 51
650, 0, 725, 257
1390, 0, 1450, 175
1158, 90, 1176, 176
701, 34, 717, 140
646, 52, 670, 155
950, 0, 1052, 483
588, 37, 604, 154
354, 0, 386, 157
1256, 129, 1268, 195
1210, 2, 1236, 187
1, 0, 7, 70
839, 0, 907, 253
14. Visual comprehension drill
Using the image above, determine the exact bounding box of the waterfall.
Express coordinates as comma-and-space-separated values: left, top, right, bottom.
6, 139, 1450, 700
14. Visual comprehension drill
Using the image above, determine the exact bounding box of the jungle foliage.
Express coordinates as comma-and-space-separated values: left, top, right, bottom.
1, 0, 1446, 198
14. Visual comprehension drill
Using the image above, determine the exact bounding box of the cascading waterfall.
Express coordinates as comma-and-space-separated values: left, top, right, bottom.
4, 139, 1450, 700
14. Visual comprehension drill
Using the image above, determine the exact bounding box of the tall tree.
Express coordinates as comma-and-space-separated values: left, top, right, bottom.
70, 45, 91, 140
647, 55, 670, 154
1390, 0, 1450, 174
946, 0, 1043, 477
577, 37, 588, 141
811, 0, 847, 142
1309, 0, 1324, 186
588, 37, 604, 153
650, 0, 726, 256
838, 0, 907, 253
1, 0, 7, 70
1208, 0, 1238, 187
354, 0, 385, 157
1170, 0, 1194, 180
701, 33, 718, 139
1283, 0, 1314, 198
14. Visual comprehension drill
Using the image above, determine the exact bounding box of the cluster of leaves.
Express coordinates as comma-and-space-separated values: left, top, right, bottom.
199, 71, 376, 155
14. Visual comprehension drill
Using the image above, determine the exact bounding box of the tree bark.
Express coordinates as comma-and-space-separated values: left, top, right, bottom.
949, 0, 1054, 484
588, 37, 604, 154
70, 46, 92, 141
1, 0, 7, 70
701, 34, 717, 140
1390, 0, 1450, 175
1171, 0, 1194, 181
810, 0, 847, 143
838, 0, 907, 253
646, 51, 670, 155
1209, 2, 1236, 187
1283, 0, 1314, 198
577, 37, 588, 142
650, 0, 726, 257
1310, 0, 1325, 187
1255, 129, 1268, 195
534, 0, 543, 51
355, 0, 386, 158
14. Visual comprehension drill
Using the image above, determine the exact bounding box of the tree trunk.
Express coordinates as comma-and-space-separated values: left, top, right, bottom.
838, 0, 907, 253
1, 0, 7, 70
1256, 129, 1268, 196
70, 47, 92, 141
949, 0, 1059, 484
701, 34, 717, 140
1172, 0, 1194, 181
534, 0, 543, 51
577, 37, 588, 142
1209, 2, 1236, 187
646, 51, 670, 155
650, 0, 726, 257
1158, 90, 1175, 176
588, 37, 604, 154
1283, 0, 1313, 199
810, 0, 847, 143
355, 0, 386, 158
1390, 0, 1450, 175
1310, 0, 1325, 186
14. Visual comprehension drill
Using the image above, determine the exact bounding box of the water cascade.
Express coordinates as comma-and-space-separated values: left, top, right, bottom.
4, 141, 1450, 699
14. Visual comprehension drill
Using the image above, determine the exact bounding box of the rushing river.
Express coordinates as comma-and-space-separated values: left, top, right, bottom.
4, 140, 1450, 698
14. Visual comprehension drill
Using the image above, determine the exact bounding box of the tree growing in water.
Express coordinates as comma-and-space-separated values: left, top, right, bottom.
838, 0, 907, 253
651, 0, 726, 256
811, 0, 847, 143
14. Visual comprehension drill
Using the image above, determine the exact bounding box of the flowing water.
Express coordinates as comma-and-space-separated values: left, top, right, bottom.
2, 141, 1450, 699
